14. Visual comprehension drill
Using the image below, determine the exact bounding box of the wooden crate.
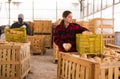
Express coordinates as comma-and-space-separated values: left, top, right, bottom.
53, 19, 62, 28
72, 19, 76, 23
43, 34, 52, 48
53, 43, 78, 63
77, 18, 115, 45
90, 18, 114, 26
33, 20, 52, 33
58, 53, 120, 79
0, 42, 30, 79
103, 34, 115, 45
105, 44, 120, 52
77, 21, 90, 30
42, 20, 52, 33
53, 43, 59, 62
89, 18, 114, 34
28, 35, 46, 55
33, 20, 43, 33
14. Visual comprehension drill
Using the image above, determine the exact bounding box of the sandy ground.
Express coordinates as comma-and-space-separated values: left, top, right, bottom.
26, 49, 57, 79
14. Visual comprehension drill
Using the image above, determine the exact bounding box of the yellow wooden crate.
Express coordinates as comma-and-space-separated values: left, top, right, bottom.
58, 53, 120, 79
0, 42, 30, 79
76, 34, 104, 54
5, 28, 27, 43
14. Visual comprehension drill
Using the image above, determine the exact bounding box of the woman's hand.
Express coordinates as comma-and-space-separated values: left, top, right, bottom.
82, 31, 93, 35
63, 43, 72, 51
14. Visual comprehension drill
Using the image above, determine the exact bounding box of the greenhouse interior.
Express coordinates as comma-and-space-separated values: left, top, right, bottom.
0, 0, 120, 79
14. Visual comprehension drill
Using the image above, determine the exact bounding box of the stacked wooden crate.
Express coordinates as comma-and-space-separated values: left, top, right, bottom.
33, 20, 52, 48
0, 42, 30, 79
58, 52, 120, 79
54, 19, 62, 27
76, 21, 90, 30
28, 35, 46, 55
89, 18, 115, 45
72, 19, 76, 23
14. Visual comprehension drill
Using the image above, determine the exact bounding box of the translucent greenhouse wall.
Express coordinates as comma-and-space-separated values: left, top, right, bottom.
0, 0, 80, 25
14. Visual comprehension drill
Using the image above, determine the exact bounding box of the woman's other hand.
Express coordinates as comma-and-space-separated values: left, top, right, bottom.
82, 31, 93, 35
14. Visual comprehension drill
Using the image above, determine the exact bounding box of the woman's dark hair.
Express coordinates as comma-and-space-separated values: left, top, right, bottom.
62, 10, 72, 18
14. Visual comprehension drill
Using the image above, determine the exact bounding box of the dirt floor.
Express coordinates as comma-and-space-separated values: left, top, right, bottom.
27, 49, 57, 79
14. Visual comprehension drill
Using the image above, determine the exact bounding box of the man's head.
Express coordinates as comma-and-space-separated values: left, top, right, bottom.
18, 14, 24, 23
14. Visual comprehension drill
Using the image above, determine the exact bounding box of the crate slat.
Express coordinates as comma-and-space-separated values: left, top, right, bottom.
114, 67, 119, 79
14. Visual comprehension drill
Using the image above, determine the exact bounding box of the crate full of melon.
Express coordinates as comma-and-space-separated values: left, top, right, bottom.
5, 27, 27, 43
76, 33, 104, 54
58, 51, 120, 79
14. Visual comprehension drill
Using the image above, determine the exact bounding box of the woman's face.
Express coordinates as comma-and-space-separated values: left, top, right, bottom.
64, 13, 73, 23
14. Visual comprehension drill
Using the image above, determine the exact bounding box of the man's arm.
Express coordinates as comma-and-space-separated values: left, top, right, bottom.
24, 22, 32, 35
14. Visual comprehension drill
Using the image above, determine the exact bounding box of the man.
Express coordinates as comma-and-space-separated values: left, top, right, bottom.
11, 14, 32, 35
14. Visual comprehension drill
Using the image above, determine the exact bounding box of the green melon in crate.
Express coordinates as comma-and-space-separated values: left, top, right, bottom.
5, 27, 27, 43
76, 34, 104, 54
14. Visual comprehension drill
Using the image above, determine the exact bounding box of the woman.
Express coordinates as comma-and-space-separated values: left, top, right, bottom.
54, 10, 89, 52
